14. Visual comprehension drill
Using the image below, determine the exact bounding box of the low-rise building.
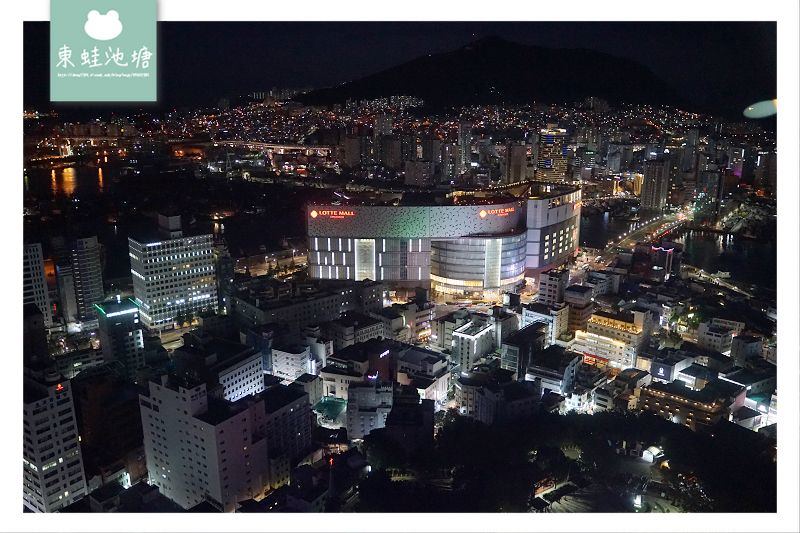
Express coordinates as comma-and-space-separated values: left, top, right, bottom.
431, 308, 471, 350
346, 381, 394, 440
452, 316, 495, 370
697, 321, 734, 354
172, 331, 264, 402
500, 321, 548, 380
525, 345, 582, 395
521, 301, 569, 345
634, 379, 745, 432
324, 311, 384, 351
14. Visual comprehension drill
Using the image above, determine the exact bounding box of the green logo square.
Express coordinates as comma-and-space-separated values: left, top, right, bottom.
50, 0, 157, 102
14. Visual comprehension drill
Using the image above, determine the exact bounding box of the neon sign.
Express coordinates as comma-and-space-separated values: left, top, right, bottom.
310, 209, 356, 220
309, 209, 356, 219
479, 207, 515, 218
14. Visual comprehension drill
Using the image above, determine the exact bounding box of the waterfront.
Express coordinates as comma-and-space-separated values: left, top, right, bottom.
668, 229, 777, 292
25, 166, 777, 294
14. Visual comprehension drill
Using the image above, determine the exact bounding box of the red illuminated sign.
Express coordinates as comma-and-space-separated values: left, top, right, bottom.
479, 207, 515, 218
55, 383, 64, 392
583, 353, 609, 366
310, 209, 356, 220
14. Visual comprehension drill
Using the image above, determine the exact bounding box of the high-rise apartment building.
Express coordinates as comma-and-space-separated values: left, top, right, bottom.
24, 243, 52, 328
536, 125, 568, 181
129, 214, 217, 331
640, 158, 670, 211
457, 121, 472, 174
23, 370, 87, 512
69, 236, 105, 322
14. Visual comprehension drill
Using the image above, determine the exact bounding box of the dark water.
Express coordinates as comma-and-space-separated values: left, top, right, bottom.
579, 212, 638, 249
668, 229, 776, 291
24, 165, 319, 279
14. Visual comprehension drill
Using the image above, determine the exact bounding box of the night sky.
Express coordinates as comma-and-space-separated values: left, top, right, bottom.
24, 21, 776, 117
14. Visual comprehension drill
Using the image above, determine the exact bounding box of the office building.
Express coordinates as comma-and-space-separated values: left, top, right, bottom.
96, 297, 146, 380
129, 214, 217, 331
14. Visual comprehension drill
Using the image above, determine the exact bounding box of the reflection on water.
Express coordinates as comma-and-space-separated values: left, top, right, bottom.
98, 167, 104, 190
580, 212, 638, 249
48, 167, 79, 197
670, 230, 776, 291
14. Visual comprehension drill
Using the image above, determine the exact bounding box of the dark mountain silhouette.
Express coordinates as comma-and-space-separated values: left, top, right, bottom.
296, 36, 685, 109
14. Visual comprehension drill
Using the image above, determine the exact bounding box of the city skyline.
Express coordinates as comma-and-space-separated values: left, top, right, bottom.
20, 17, 785, 521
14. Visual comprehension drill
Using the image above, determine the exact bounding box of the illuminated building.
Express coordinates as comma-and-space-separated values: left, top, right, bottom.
536, 124, 568, 181
139, 377, 310, 511
452, 316, 495, 370
23, 242, 53, 328
565, 285, 594, 333
128, 214, 217, 331
431, 308, 471, 350
572, 310, 652, 370
404, 159, 435, 187
173, 330, 265, 401
306, 183, 580, 299
455, 363, 538, 425
640, 158, 670, 211
324, 311, 384, 351
23, 370, 87, 512
635, 379, 745, 432
521, 301, 569, 345
696, 321, 734, 354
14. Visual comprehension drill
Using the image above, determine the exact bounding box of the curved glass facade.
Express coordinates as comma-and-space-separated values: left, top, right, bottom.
430, 232, 526, 297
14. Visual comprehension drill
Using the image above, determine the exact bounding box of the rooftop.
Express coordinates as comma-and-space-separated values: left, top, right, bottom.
263, 383, 308, 414
529, 345, 582, 373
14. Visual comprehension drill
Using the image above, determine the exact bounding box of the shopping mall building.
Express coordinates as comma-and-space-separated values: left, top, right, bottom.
306, 182, 581, 299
